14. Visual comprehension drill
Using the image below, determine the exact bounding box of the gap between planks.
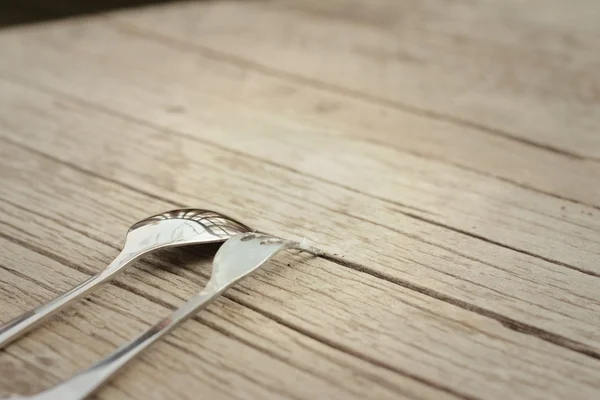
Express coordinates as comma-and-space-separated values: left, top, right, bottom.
1, 136, 600, 364
352, 135, 600, 212
110, 18, 599, 164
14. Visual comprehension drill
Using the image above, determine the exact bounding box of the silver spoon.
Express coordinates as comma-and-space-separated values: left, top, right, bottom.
0, 209, 252, 349
6, 232, 321, 400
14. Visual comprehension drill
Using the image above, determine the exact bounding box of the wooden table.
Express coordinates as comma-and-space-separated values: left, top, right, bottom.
1, 1, 599, 399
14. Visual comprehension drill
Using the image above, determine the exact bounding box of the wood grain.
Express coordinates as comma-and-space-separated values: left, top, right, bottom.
0, 1, 599, 399
1, 75, 600, 354
1, 138, 600, 400
120, 0, 600, 159
112, 0, 600, 206
0, 19, 598, 278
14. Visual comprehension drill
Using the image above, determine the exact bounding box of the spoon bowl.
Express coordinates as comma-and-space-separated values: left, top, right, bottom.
121, 208, 251, 259
0, 208, 252, 349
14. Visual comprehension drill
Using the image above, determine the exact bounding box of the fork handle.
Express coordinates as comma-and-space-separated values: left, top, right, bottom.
0, 251, 135, 349
29, 284, 222, 400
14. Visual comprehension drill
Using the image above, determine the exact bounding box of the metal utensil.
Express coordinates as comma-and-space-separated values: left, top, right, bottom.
0, 209, 251, 349
7, 233, 319, 400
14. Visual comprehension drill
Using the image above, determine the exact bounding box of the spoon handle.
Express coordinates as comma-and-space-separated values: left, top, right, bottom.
28, 284, 222, 400
0, 252, 135, 349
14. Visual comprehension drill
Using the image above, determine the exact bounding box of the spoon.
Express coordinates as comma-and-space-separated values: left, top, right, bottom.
0, 209, 252, 349
6, 232, 321, 400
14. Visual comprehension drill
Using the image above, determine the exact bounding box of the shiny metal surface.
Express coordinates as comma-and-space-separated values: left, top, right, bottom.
0, 209, 251, 349
7, 233, 309, 400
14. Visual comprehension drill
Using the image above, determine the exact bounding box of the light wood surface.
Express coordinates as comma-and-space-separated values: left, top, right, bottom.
0, 1, 599, 399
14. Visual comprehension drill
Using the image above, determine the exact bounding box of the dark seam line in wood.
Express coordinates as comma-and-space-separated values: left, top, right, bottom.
3, 135, 600, 349
55, 309, 123, 351
0, 234, 444, 399
111, 20, 600, 164
0, 196, 127, 254
5, 309, 117, 357
357, 136, 600, 211
3, 348, 59, 383
2, 74, 596, 277
157, 336, 280, 400
398, 210, 600, 278
275, 2, 395, 32
200, 307, 417, 399
0, 279, 31, 301
0, 229, 100, 278
223, 295, 477, 400
0, 263, 62, 296
85, 297, 152, 327
8, 312, 169, 398
168, 335, 306, 400
2, 305, 196, 398
0, 224, 173, 319
193, 313, 367, 396
2, 75, 597, 274
182, 318, 401, 400
0, 138, 184, 211
143, 338, 237, 400
288, 254, 594, 364
0, 218, 41, 241
318, 253, 600, 361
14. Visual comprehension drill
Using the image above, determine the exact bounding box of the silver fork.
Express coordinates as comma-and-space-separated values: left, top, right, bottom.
0, 209, 251, 349
6, 233, 321, 400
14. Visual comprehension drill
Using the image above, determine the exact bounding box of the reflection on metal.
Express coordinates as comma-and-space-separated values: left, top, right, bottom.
129, 208, 251, 238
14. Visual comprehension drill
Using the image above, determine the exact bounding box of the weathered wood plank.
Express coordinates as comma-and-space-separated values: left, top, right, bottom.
113, 10, 600, 209
1, 141, 600, 399
0, 33, 599, 356
1, 55, 600, 357
1, 2, 600, 398
0, 19, 597, 279
120, 0, 600, 160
